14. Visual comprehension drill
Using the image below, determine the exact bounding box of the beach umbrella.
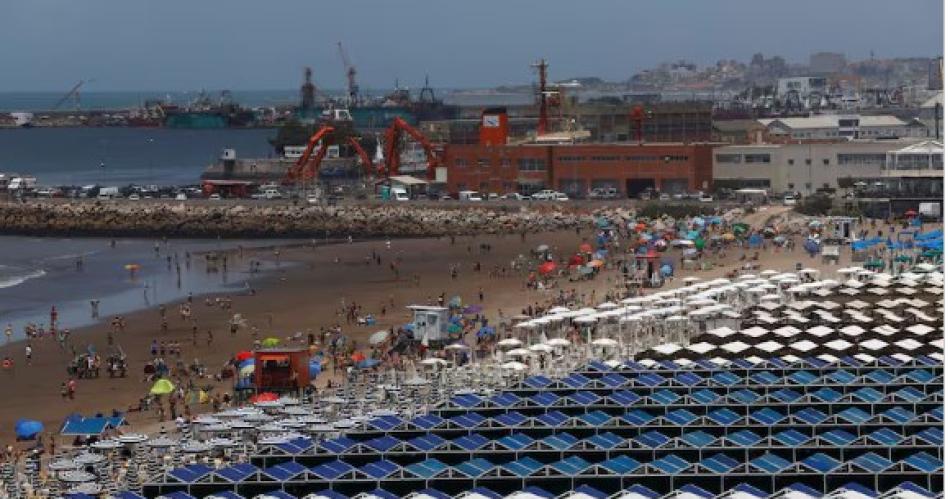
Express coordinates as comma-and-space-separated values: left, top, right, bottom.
694, 238, 706, 250
804, 239, 820, 255
546, 338, 571, 347
536, 244, 550, 253
477, 326, 495, 338
808, 220, 823, 229
904, 209, 918, 217
587, 259, 604, 268
350, 352, 366, 363
445, 343, 469, 351
250, 392, 279, 404
234, 351, 253, 362
237, 358, 254, 369
368, 330, 389, 345
261, 337, 281, 348
722, 233, 735, 241
463, 305, 483, 315
579, 243, 593, 253
538, 261, 557, 275
149, 379, 175, 396
123, 264, 141, 271
732, 223, 749, 235
239, 363, 255, 377
501, 361, 527, 371
447, 324, 462, 334
356, 359, 380, 369
497, 338, 523, 347
592, 338, 619, 347
14, 420, 43, 441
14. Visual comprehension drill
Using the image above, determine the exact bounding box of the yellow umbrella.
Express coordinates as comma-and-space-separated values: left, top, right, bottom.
149, 378, 175, 395
722, 233, 736, 241
261, 337, 281, 348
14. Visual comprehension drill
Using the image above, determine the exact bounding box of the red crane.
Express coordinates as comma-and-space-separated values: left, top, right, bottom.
382, 117, 441, 179
284, 125, 374, 184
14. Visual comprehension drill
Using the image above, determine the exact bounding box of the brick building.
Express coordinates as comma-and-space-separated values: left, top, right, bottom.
443, 142, 715, 198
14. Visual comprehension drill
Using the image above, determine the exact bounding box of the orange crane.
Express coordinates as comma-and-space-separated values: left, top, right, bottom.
382, 117, 441, 179
283, 125, 374, 184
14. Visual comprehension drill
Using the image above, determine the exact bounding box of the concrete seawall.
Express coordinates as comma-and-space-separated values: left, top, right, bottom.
0, 200, 595, 239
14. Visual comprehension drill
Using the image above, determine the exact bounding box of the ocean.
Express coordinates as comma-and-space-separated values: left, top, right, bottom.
0, 127, 276, 186
0, 236, 300, 340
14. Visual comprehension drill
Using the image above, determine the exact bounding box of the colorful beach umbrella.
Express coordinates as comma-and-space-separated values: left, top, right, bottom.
538, 261, 557, 275
235, 351, 253, 362
14, 420, 43, 440
149, 379, 175, 396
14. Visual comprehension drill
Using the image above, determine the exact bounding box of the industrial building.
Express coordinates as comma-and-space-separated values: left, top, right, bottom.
759, 114, 930, 140
443, 141, 714, 198
712, 139, 942, 199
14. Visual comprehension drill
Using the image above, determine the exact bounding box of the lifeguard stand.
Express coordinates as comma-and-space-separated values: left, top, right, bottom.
407, 305, 450, 344
254, 348, 309, 394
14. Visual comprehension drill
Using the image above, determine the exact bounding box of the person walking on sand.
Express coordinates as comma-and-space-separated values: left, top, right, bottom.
24, 344, 32, 366
67, 378, 76, 400
206, 329, 214, 347
4, 324, 11, 343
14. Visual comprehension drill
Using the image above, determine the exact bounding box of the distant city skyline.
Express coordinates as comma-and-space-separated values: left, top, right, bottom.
0, 0, 942, 92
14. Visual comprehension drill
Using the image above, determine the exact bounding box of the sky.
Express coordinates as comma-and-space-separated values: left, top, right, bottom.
0, 0, 943, 92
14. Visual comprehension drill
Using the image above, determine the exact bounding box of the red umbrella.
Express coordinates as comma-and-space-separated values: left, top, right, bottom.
904, 209, 918, 217
579, 243, 593, 253
538, 261, 557, 275
235, 351, 253, 362
250, 392, 279, 403
567, 254, 585, 267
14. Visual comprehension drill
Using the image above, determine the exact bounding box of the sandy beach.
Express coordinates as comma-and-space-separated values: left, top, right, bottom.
0, 205, 889, 444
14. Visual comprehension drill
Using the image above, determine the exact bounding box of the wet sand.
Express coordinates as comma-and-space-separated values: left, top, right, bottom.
0, 206, 879, 444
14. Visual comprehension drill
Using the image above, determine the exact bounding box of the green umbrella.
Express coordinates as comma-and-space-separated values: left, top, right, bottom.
261, 337, 281, 348
923, 249, 942, 258
732, 223, 749, 235
447, 324, 462, 334
894, 255, 912, 262
150, 378, 175, 396
694, 238, 706, 250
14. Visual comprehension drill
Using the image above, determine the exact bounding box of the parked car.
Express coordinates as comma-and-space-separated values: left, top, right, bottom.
503, 192, 528, 201
783, 194, 797, 206
589, 187, 619, 199
553, 192, 570, 201
658, 193, 671, 201
306, 192, 320, 204
458, 190, 483, 202
175, 193, 188, 201
531, 189, 557, 200
699, 194, 714, 203
127, 193, 141, 201
209, 193, 222, 200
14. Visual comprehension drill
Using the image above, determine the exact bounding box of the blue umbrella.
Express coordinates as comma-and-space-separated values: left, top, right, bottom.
660, 264, 673, 277
477, 326, 495, 338
308, 361, 322, 379
15, 419, 43, 440
804, 239, 820, 255
356, 359, 381, 369
238, 358, 254, 369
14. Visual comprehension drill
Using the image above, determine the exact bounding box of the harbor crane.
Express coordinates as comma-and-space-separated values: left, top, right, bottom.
337, 42, 360, 107
283, 124, 373, 184
53, 79, 93, 111
382, 117, 441, 179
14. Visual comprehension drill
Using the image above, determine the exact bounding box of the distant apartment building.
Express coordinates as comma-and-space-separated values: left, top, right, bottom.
809, 52, 847, 74
759, 115, 930, 141
776, 77, 828, 101
712, 139, 940, 197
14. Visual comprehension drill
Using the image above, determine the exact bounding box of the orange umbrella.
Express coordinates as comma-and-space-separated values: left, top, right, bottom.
538, 261, 557, 275
350, 352, 366, 363
250, 392, 279, 403
579, 243, 593, 253
587, 259, 605, 268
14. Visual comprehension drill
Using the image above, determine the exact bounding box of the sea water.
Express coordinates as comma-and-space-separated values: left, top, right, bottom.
0, 236, 299, 340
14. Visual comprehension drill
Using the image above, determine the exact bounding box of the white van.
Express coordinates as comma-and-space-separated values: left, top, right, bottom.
263, 187, 283, 200
97, 186, 119, 200
391, 187, 410, 202
458, 190, 483, 202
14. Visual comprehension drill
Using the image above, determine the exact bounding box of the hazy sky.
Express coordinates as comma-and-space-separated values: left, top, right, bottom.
0, 0, 943, 92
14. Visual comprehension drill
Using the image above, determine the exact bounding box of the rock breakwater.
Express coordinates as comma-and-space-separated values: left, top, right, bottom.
0, 200, 596, 238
